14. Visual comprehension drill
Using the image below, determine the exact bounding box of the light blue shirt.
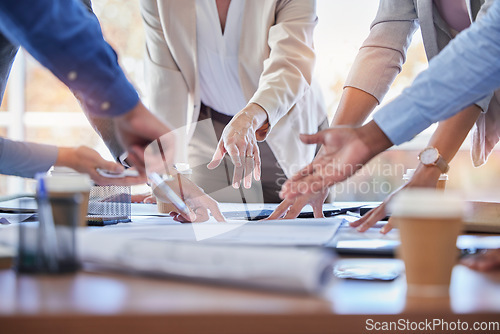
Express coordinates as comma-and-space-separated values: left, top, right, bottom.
373, 0, 500, 145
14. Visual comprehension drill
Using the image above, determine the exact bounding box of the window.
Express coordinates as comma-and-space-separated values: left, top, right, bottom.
1, 0, 499, 202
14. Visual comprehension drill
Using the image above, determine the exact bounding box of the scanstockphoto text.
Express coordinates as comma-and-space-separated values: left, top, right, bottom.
365, 318, 500, 332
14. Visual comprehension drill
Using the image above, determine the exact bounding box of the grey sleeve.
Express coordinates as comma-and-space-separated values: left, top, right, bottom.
343, 0, 419, 103
0, 33, 19, 102
0, 137, 59, 178
472, 0, 496, 112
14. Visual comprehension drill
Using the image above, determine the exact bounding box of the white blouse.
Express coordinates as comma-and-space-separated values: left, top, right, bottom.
195, 0, 247, 116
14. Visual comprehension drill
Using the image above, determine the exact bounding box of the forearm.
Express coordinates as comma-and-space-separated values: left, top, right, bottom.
357, 120, 393, 157
427, 105, 481, 162
0, 0, 139, 117
410, 105, 481, 187
373, 1, 500, 145
248, 0, 317, 129
332, 87, 379, 127
0, 138, 58, 178
55, 147, 78, 170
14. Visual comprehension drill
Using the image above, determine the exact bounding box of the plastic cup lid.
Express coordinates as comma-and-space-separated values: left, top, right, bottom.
390, 189, 464, 218
44, 174, 92, 193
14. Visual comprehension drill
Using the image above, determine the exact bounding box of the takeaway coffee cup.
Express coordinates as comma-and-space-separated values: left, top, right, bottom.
155, 164, 192, 214
36, 173, 92, 273
403, 169, 448, 190
390, 189, 463, 297
46, 170, 92, 227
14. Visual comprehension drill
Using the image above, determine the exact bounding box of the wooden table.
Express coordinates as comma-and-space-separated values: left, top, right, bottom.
1, 258, 499, 334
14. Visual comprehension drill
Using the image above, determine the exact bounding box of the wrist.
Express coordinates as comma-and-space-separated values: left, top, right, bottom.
411, 164, 442, 188
55, 147, 76, 169
356, 120, 392, 156
242, 103, 268, 130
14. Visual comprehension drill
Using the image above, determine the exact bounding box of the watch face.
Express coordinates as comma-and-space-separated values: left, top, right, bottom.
420, 148, 439, 164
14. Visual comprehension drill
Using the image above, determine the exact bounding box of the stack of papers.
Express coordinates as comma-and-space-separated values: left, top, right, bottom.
79, 217, 342, 293
0, 215, 343, 293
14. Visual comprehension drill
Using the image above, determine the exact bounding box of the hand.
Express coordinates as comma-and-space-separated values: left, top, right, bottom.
461, 249, 500, 272
350, 164, 442, 234
113, 101, 175, 174
280, 121, 391, 200
55, 146, 146, 185
267, 188, 329, 220
207, 103, 269, 189
153, 174, 226, 223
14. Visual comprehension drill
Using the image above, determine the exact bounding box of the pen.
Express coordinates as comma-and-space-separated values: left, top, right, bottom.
36, 174, 59, 272
148, 172, 191, 218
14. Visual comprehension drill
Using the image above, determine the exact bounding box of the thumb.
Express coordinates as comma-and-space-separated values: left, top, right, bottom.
178, 206, 198, 223
102, 161, 124, 174
300, 132, 326, 145
207, 141, 226, 169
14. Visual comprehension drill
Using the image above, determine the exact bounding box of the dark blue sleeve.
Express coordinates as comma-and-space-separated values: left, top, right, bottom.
0, 0, 139, 117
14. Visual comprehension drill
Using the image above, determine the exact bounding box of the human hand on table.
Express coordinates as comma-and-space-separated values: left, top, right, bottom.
461, 249, 500, 271
350, 164, 443, 234
207, 103, 269, 189
267, 183, 329, 219
152, 174, 226, 223
279, 121, 392, 200
56, 146, 146, 185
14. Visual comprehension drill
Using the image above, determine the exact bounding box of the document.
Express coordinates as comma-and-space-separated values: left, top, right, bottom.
82, 238, 334, 293
80, 216, 343, 245
78, 217, 342, 293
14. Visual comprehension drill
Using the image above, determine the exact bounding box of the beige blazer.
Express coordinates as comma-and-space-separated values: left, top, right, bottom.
140, 0, 326, 177
344, 0, 499, 166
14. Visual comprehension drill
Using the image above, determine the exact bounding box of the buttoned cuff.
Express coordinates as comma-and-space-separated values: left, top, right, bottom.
373, 98, 432, 146
248, 95, 281, 132
76, 70, 139, 117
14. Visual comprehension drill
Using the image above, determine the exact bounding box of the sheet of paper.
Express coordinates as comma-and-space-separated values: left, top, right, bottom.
81, 236, 335, 294
81, 216, 343, 245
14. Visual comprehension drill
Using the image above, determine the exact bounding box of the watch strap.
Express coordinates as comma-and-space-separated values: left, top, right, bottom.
435, 155, 450, 173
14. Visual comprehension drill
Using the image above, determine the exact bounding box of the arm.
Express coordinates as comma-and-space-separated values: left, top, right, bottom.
332, 87, 379, 126
281, 1, 500, 200
269, 0, 416, 217
0, 138, 145, 185
208, 0, 320, 188
0, 138, 58, 178
0, 0, 138, 117
0, 0, 174, 173
352, 105, 481, 233
0, 33, 19, 102
334, 0, 419, 125
373, 0, 500, 145
247, 0, 319, 134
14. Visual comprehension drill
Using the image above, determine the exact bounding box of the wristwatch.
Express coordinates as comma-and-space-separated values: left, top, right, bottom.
418, 147, 450, 173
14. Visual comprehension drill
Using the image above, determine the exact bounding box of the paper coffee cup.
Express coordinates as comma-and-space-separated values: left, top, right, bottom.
44, 174, 92, 227
390, 189, 463, 297
403, 169, 448, 190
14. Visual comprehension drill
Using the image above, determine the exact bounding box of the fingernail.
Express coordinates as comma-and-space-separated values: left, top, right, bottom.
233, 182, 239, 189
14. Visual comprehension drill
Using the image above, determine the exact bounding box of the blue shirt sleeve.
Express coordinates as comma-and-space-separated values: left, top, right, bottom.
373, 0, 500, 145
0, 0, 139, 117
0, 137, 58, 178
